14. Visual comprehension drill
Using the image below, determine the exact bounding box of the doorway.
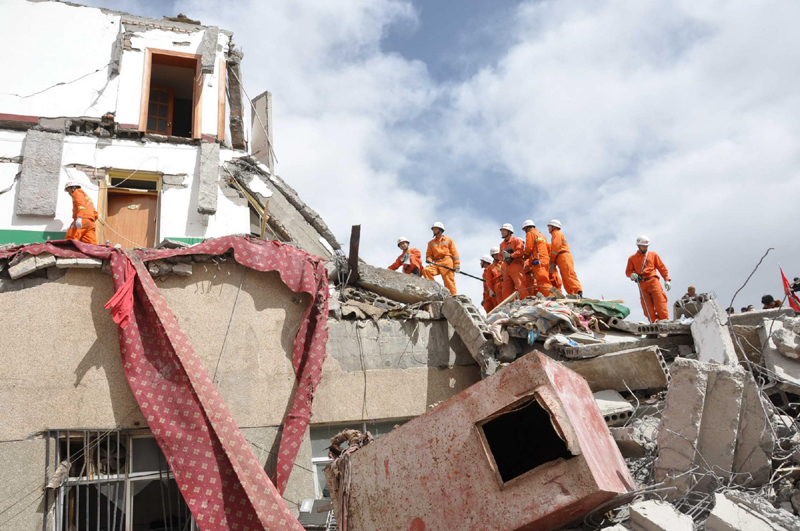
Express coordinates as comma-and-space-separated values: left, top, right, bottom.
100, 171, 161, 248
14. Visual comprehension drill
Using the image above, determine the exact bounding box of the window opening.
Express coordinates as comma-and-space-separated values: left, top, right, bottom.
309, 420, 407, 500
478, 395, 574, 485
141, 51, 201, 139
45, 429, 199, 531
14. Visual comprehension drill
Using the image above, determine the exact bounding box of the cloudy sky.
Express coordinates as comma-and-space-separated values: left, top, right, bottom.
90, 0, 799, 318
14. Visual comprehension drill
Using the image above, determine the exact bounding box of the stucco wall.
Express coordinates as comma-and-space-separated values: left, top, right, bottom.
0, 262, 480, 524
0, 0, 229, 137
0, 131, 251, 243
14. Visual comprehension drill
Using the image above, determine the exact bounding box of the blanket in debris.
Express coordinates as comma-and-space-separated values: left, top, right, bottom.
578, 300, 631, 319
0, 236, 330, 531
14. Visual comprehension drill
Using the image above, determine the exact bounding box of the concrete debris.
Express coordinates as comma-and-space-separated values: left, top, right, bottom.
565, 346, 671, 392
156, 238, 191, 249
673, 292, 713, 319
731, 324, 762, 364
759, 319, 800, 395
637, 321, 691, 335
563, 334, 692, 359
356, 261, 450, 304
55, 257, 103, 269
15, 130, 64, 217
629, 500, 693, 531
200, 26, 219, 74
611, 417, 658, 458
654, 358, 773, 500
772, 326, 800, 359
706, 491, 800, 531
442, 295, 498, 375
594, 390, 634, 427
197, 142, 220, 215
8, 253, 56, 279
729, 307, 795, 326
226, 49, 247, 150
691, 299, 738, 365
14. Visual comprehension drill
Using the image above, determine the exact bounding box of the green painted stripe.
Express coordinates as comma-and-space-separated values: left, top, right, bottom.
0, 229, 67, 245
165, 237, 206, 245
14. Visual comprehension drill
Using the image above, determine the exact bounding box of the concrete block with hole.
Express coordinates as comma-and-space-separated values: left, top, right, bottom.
564, 346, 670, 392
324, 352, 634, 531
593, 390, 633, 427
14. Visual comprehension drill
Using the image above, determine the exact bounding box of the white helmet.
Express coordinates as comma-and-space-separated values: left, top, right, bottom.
490, 247, 500, 255
431, 221, 445, 231
64, 180, 81, 191
522, 219, 535, 228
500, 223, 514, 233
548, 219, 562, 229
480, 254, 493, 264
636, 235, 650, 246
397, 236, 410, 246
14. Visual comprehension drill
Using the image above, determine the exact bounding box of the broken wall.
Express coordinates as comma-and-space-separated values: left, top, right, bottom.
0, 131, 251, 244
0, 0, 229, 138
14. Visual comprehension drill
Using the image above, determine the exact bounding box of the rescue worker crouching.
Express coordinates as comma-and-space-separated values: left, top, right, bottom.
422, 222, 460, 295
547, 219, 582, 297
64, 180, 98, 245
388, 237, 422, 276
626, 235, 671, 322
499, 224, 527, 300
480, 254, 499, 313
521, 219, 552, 297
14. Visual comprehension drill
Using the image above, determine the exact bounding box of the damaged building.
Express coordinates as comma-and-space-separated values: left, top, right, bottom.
2, 2, 800, 531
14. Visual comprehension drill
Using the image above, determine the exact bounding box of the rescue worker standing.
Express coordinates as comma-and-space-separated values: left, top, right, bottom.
521, 220, 552, 297
490, 247, 505, 306
64, 181, 98, 245
480, 255, 499, 313
626, 235, 671, 322
422, 222, 460, 295
499, 223, 527, 300
547, 220, 582, 297
388, 237, 422, 276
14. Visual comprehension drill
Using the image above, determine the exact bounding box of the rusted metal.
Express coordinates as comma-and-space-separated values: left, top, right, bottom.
326, 352, 635, 531
348, 224, 361, 284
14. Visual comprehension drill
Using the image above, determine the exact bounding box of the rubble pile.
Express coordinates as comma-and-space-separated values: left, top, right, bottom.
321, 284, 800, 531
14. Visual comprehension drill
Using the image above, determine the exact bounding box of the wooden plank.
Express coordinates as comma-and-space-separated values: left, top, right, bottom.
348, 225, 361, 284
217, 58, 226, 141
138, 49, 152, 133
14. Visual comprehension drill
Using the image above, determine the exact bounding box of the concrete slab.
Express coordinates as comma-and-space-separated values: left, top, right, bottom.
729, 307, 795, 326
691, 299, 737, 365
563, 334, 692, 359
200, 26, 219, 74
325, 352, 635, 531
442, 295, 498, 375
654, 358, 708, 499
197, 142, 219, 215
8, 252, 56, 279
16, 130, 64, 217
56, 257, 103, 269
357, 261, 449, 304
564, 346, 671, 393
732, 371, 774, 487
629, 500, 693, 531
594, 390, 634, 427
706, 492, 798, 531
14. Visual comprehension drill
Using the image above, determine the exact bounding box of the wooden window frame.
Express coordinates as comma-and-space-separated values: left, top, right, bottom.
217, 58, 226, 142
98, 170, 162, 247
139, 48, 203, 139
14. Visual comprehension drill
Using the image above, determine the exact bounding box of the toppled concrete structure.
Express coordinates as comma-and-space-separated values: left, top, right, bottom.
629, 500, 693, 531
565, 346, 670, 392
706, 491, 800, 531
654, 358, 774, 498
442, 294, 499, 375
325, 352, 634, 531
691, 298, 738, 365
355, 260, 450, 304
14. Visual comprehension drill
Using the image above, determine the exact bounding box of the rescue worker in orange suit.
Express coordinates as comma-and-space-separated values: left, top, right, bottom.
422, 222, 460, 295
490, 247, 505, 306
388, 237, 423, 276
547, 239, 563, 291
499, 223, 527, 300
521, 220, 552, 297
64, 180, 98, 245
547, 220, 582, 297
480, 255, 500, 313
626, 235, 671, 322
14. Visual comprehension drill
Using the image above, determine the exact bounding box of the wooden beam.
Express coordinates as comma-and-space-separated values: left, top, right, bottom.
348, 225, 361, 284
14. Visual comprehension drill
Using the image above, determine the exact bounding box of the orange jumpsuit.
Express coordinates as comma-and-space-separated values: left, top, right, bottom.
422, 235, 460, 295
490, 261, 504, 306
500, 236, 527, 300
388, 248, 423, 276
626, 251, 671, 322
523, 229, 552, 297
549, 230, 582, 295
546, 242, 563, 291
65, 189, 98, 245
482, 264, 502, 313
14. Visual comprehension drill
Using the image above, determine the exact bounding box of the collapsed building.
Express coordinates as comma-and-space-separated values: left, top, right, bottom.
1, 2, 800, 531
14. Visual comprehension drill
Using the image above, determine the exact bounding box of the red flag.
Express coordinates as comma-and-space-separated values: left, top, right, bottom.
780, 266, 800, 312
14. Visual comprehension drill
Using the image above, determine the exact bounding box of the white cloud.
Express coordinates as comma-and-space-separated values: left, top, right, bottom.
85, 0, 800, 315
